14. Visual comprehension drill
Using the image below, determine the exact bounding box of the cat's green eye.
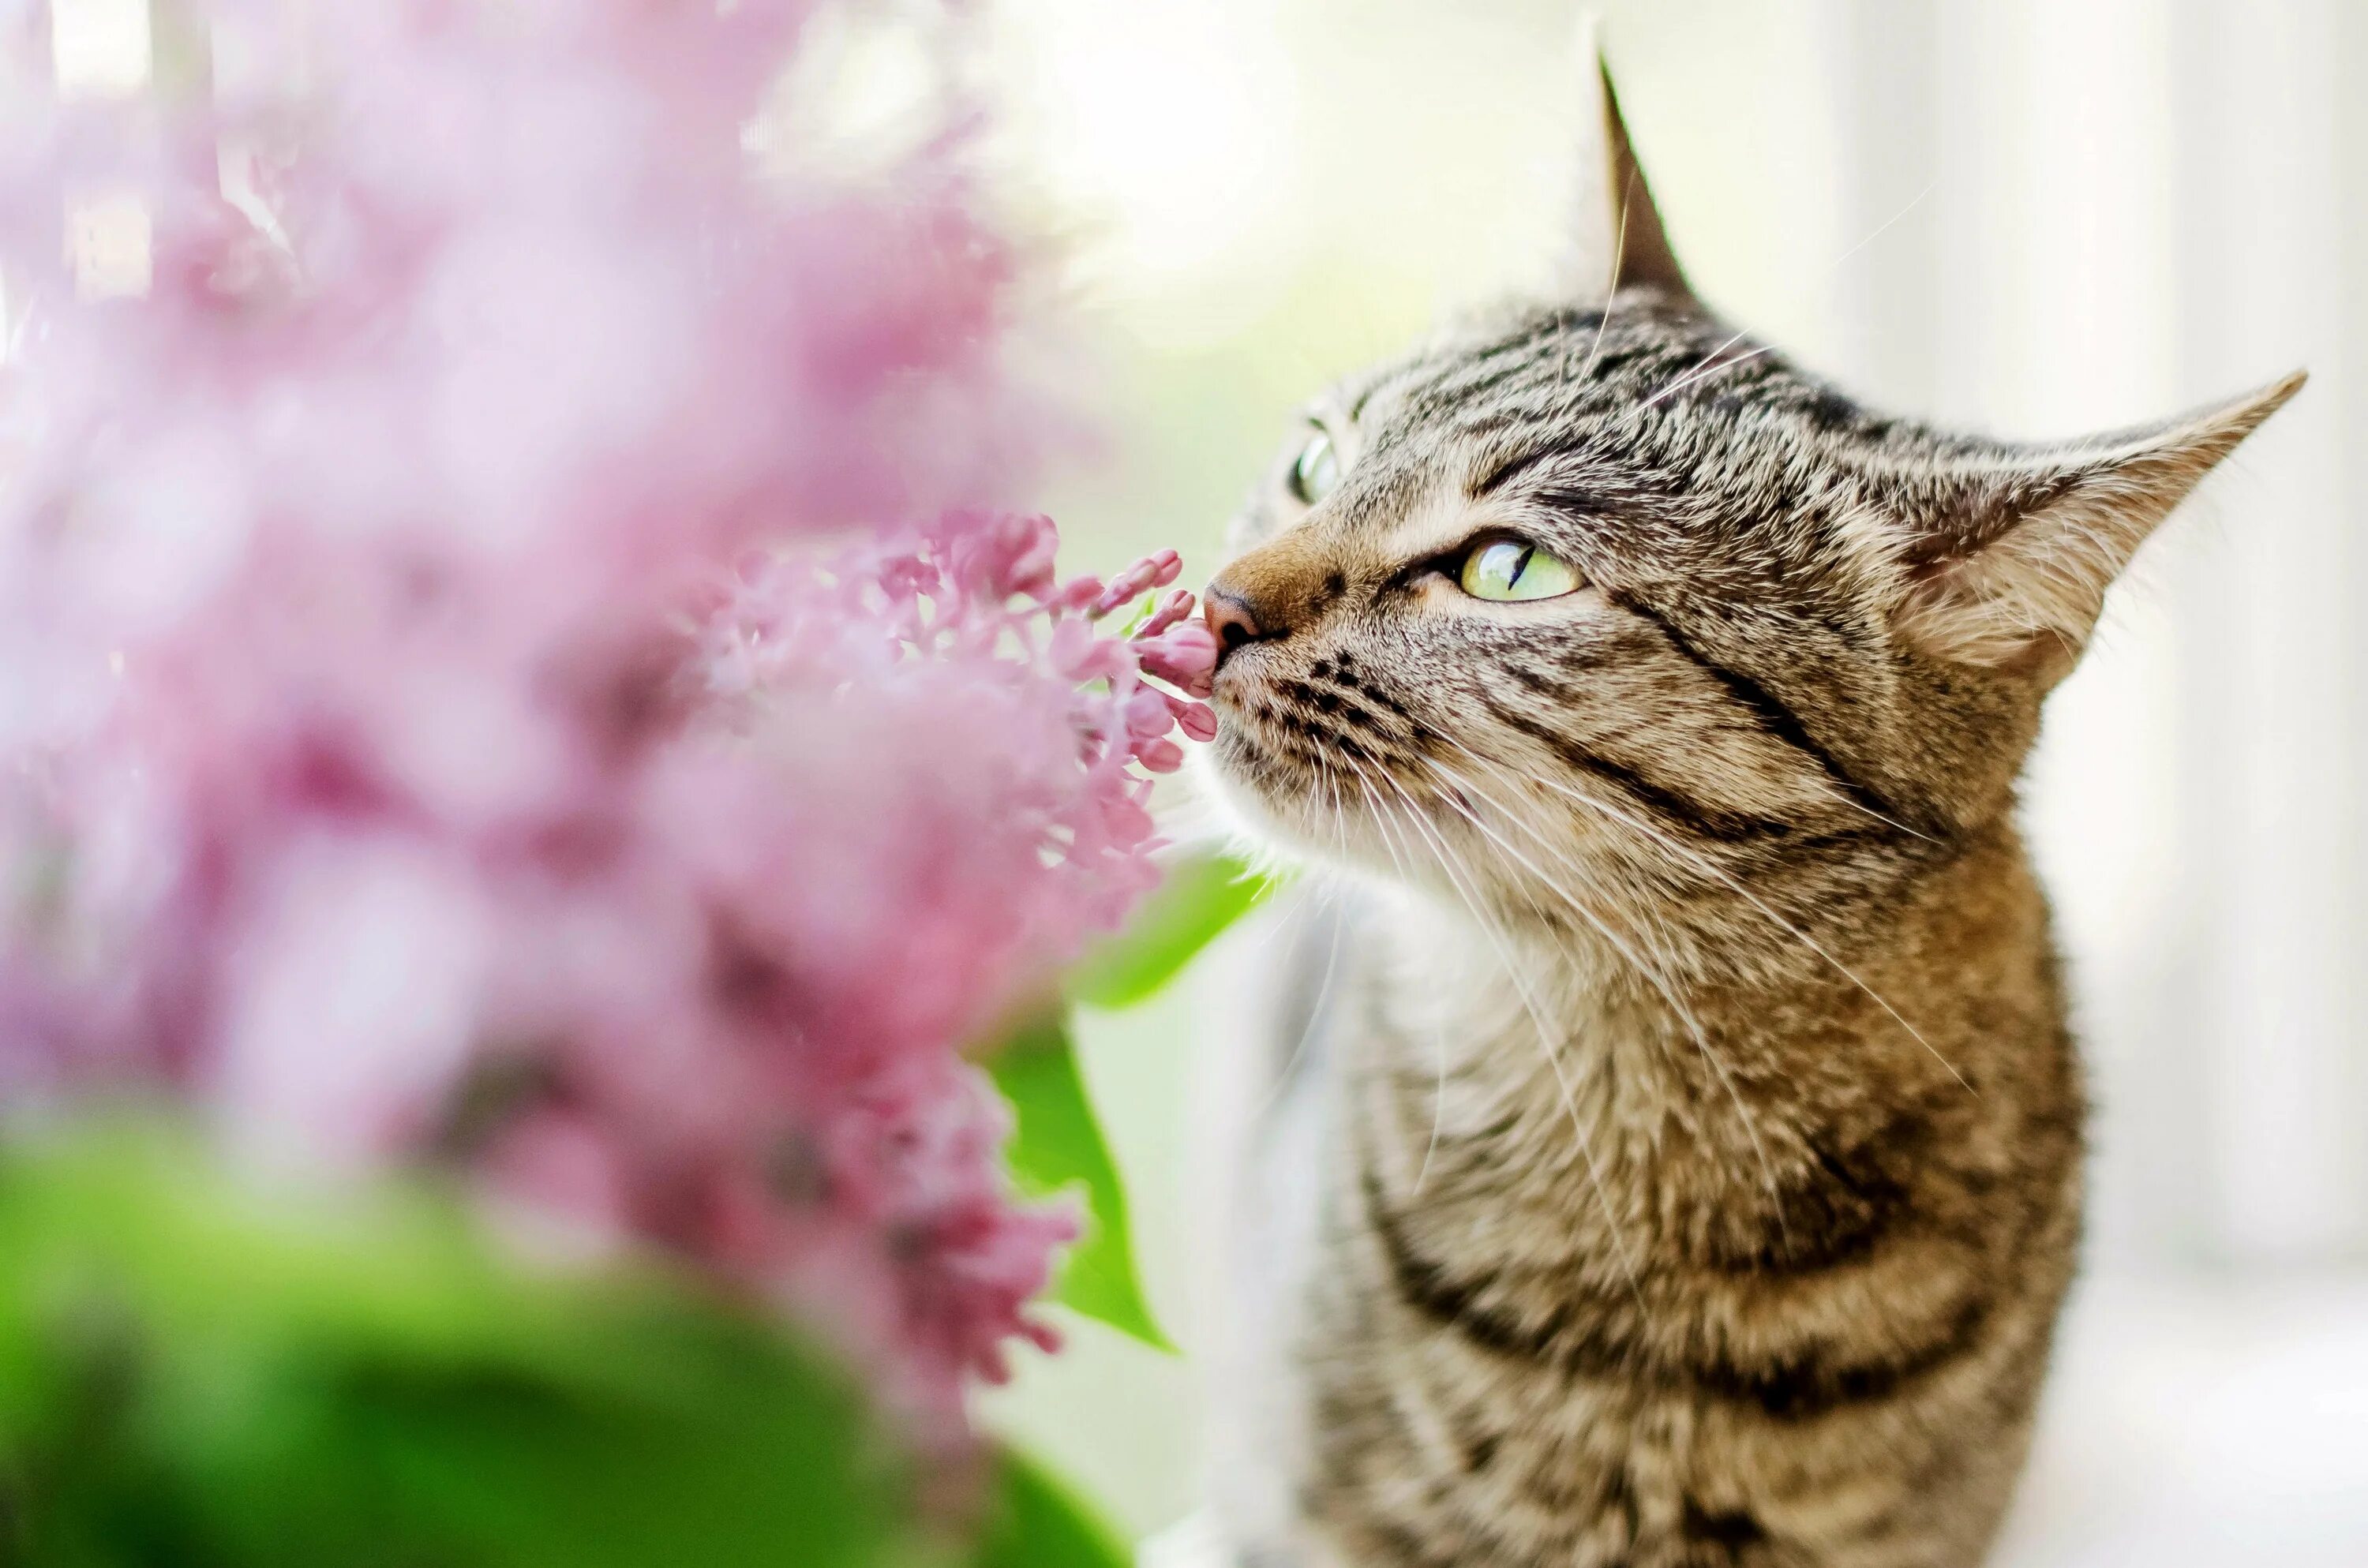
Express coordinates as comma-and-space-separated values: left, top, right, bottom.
1459, 539, 1580, 602
1290, 430, 1340, 505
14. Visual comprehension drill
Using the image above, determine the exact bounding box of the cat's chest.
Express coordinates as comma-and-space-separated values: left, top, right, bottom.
1340, 948, 1704, 1215
1316, 938, 1812, 1353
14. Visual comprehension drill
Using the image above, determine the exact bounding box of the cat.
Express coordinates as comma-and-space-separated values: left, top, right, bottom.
1189, 37, 2302, 1568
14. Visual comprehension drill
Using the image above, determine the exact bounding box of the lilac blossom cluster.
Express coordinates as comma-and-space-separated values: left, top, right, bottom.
0, 0, 1216, 1428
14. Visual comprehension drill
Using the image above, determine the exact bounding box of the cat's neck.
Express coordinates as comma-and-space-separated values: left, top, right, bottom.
1343, 820, 2046, 1213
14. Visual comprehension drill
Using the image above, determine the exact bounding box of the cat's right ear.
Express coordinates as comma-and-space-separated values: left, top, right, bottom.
1883, 371, 2306, 685
1558, 15, 1691, 306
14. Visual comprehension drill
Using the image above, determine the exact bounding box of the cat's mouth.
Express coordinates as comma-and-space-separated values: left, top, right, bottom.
1205, 649, 1437, 847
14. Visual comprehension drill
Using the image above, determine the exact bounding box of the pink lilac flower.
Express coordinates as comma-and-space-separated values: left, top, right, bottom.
0, 0, 1218, 1431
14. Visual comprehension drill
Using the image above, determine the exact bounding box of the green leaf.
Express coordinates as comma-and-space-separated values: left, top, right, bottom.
1066, 850, 1276, 1012
984, 851, 1280, 1351
972, 1448, 1129, 1568
988, 1016, 1172, 1353
0, 1125, 924, 1568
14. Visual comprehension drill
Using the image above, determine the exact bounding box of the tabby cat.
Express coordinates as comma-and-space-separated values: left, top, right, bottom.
1190, 42, 2302, 1568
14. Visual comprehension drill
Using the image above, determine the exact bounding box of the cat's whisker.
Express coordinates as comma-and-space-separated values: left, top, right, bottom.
1343, 766, 1456, 1197
1634, 341, 1779, 413
1422, 742, 1718, 1008
1478, 750, 1978, 1100
1416, 754, 1793, 1252
1824, 178, 1935, 276
1251, 766, 1362, 1112
1412, 1014, 1451, 1198
1828, 786, 1944, 847
1643, 324, 1753, 404
1452, 776, 1707, 1076
1419, 741, 1706, 995
1344, 768, 1452, 1196
1345, 754, 1647, 1304
1570, 180, 1638, 387
1253, 870, 1349, 1128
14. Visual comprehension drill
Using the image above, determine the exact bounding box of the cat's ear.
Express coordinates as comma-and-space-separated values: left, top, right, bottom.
1886, 370, 2306, 682
1558, 16, 1690, 305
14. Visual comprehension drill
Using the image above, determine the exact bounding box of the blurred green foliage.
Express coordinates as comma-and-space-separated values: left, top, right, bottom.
974, 1450, 1130, 1568
1065, 853, 1277, 1014
0, 1128, 1122, 1568
0, 860, 1268, 1566
991, 1013, 1172, 1353
991, 849, 1276, 1355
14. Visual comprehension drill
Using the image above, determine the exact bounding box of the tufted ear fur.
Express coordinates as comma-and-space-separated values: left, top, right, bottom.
1889, 371, 2306, 683
1561, 15, 1690, 305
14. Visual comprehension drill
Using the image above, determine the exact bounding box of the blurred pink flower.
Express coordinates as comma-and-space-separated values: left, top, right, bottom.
0, 0, 1215, 1430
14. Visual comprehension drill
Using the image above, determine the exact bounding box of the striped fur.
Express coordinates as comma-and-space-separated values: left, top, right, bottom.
1193, 70, 2300, 1568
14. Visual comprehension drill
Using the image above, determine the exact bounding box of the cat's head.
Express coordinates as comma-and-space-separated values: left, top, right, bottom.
1199, 44, 2300, 945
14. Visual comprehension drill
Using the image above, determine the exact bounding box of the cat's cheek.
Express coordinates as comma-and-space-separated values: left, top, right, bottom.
1193, 733, 1356, 865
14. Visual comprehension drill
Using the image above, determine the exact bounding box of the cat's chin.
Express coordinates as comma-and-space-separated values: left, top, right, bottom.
1193, 744, 1328, 852
1190, 743, 1404, 883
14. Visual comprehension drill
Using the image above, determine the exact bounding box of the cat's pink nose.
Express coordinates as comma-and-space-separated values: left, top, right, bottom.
1204, 536, 1332, 670
1203, 590, 1268, 668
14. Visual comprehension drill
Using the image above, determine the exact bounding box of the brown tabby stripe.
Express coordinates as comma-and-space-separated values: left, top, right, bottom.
1682, 1500, 1772, 1553
1471, 441, 1588, 498
1478, 683, 1797, 844
1610, 593, 1920, 834
1358, 1165, 2003, 1424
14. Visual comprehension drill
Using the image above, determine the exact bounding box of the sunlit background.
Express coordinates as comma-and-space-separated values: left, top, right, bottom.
15, 2, 2366, 1563
967, 2, 2368, 1565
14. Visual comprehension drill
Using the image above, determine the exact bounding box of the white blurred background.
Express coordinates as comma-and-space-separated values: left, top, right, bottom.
969, 2, 2368, 1564
19, 1, 2368, 1562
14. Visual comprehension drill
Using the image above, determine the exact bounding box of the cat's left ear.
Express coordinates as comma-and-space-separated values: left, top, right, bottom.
1886, 370, 2307, 683
1559, 16, 1691, 305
